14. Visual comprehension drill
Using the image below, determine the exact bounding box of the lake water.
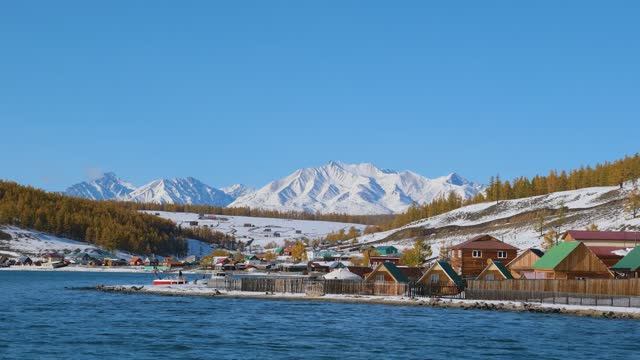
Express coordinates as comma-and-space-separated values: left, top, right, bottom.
1, 271, 638, 360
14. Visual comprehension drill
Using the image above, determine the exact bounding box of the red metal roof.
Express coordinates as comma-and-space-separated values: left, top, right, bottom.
564, 230, 640, 242
588, 246, 626, 259
450, 235, 518, 250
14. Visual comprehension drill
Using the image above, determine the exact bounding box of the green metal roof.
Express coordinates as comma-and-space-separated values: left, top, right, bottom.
381, 262, 409, 283
437, 261, 465, 288
375, 246, 399, 255
611, 246, 640, 271
492, 261, 514, 280
533, 241, 581, 270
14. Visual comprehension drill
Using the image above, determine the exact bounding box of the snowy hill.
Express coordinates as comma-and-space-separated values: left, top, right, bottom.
126, 177, 234, 206
145, 210, 366, 247
353, 183, 640, 255
65, 172, 136, 200
230, 161, 484, 215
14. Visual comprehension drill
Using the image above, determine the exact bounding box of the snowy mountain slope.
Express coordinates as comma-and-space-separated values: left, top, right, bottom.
126, 177, 234, 206
65, 172, 136, 200
145, 210, 366, 247
353, 183, 640, 256
221, 184, 255, 199
230, 161, 484, 215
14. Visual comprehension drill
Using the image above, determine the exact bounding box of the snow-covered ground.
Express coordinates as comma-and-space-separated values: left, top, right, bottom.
353, 183, 640, 254
144, 210, 366, 247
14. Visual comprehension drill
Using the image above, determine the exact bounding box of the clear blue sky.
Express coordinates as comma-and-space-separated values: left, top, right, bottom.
1, 1, 639, 191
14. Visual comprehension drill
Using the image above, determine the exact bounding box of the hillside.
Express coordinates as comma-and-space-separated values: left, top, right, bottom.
351, 183, 640, 254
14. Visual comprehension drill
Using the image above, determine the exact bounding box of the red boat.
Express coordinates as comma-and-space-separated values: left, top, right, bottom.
152, 278, 187, 286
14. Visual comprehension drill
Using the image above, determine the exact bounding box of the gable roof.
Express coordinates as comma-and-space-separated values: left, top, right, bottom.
450, 234, 518, 250
507, 248, 544, 268
365, 262, 409, 283
533, 241, 581, 270
611, 246, 640, 272
397, 266, 424, 281
375, 246, 398, 254
420, 261, 465, 288
478, 260, 513, 280
563, 230, 640, 242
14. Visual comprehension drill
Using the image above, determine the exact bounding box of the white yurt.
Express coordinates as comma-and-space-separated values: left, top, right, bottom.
322, 268, 362, 281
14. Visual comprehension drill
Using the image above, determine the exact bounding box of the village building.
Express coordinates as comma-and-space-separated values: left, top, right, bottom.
611, 246, 640, 278
369, 255, 401, 267
561, 230, 640, 266
532, 241, 613, 279
375, 246, 399, 256
449, 235, 518, 278
506, 248, 544, 279
323, 268, 362, 280
417, 261, 465, 289
364, 262, 422, 284
17, 256, 33, 266
476, 260, 513, 281
129, 256, 144, 266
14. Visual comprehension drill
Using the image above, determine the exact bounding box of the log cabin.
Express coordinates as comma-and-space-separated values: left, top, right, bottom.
506, 248, 544, 279
449, 235, 518, 278
532, 241, 613, 279
417, 261, 465, 289
364, 262, 423, 283
476, 260, 513, 281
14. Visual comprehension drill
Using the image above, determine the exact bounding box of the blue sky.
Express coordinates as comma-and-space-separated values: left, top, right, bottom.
1, 1, 639, 191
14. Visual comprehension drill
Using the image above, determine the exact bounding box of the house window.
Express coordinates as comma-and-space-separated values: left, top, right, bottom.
430, 274, 439, 284
485, 274, 495, 281
497, 251, 507, 259
375, 273, 385, 283
472, 250, 482, 258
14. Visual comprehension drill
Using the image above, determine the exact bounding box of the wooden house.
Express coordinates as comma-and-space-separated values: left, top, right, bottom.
476, 260, 513, 281
532, 241, 613, 279
129, 256, 144, 266
417, 261, 465, 289
611, 246, 640, 278
364, 262, 417, 284
369, 256, 401, 267
449, 235, 518, 278
562, 230, 640, 248
506, 248, 544, 279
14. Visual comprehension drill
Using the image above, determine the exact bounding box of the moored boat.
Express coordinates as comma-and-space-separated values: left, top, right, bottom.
152, 278, 188, 286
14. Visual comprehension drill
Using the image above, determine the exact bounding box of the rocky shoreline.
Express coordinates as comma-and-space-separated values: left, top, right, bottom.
90, 284, 640, 320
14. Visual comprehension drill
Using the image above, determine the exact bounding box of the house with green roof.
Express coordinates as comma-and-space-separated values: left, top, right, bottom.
611, 246, 640, 278
532, 241, 613, 279
375, 246, 399, 256
418, 261, 465, 289
364, 262, 412, 283
476, 259, 513, 281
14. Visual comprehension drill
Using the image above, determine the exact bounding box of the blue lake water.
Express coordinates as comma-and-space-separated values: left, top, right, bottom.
1, 271, 638, 360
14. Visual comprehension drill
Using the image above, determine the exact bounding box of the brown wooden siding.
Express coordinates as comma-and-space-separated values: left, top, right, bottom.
451, 248, 517, 278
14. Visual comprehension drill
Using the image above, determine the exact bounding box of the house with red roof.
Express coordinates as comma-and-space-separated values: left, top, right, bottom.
449, 235, 518, 278
562, 230, 640, 267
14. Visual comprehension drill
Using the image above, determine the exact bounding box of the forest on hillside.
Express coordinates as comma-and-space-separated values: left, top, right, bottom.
387, 153, 640, 230
0, 181, 240, 255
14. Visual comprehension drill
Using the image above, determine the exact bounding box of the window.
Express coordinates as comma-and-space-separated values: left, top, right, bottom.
430, 274, 439, 284
472, 250, 482, 258
375, 273, 385, 283
497, 251, 507, 259
485, 274, 495, 281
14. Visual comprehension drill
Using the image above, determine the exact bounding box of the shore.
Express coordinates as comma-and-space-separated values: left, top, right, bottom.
92, 284, 640, 320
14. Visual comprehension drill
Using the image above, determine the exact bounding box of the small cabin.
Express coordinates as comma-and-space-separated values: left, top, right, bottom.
364, 262, 414, 284
449, 235, 518, 278
369, 256, 401, 267
506, 248, 544, 279
611, 246, 640, 278
417, 261, 465, 289
532, 242, 613, 279
476, 260, 513, 281
129, 256, 144, 266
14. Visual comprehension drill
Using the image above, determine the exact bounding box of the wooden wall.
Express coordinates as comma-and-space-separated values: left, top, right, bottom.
467, 278, 640, 296
507, 250, 541, 279
451, 249, 517, 277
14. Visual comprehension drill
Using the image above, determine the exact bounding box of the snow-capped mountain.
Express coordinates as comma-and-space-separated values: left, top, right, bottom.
126, 177, 234, 206
229, 161, 484, 215
65, 172, 136, 200
221, 184, 255, 199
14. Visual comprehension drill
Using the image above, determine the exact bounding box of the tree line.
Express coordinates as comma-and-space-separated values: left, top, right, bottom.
385, 153, 640, 231
0, 181, 239, 256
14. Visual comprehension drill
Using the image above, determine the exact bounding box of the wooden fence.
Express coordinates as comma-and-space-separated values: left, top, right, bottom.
467, 279, 640, 296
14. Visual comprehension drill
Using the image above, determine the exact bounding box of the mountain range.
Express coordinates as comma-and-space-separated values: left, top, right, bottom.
64, 162, 484, 214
